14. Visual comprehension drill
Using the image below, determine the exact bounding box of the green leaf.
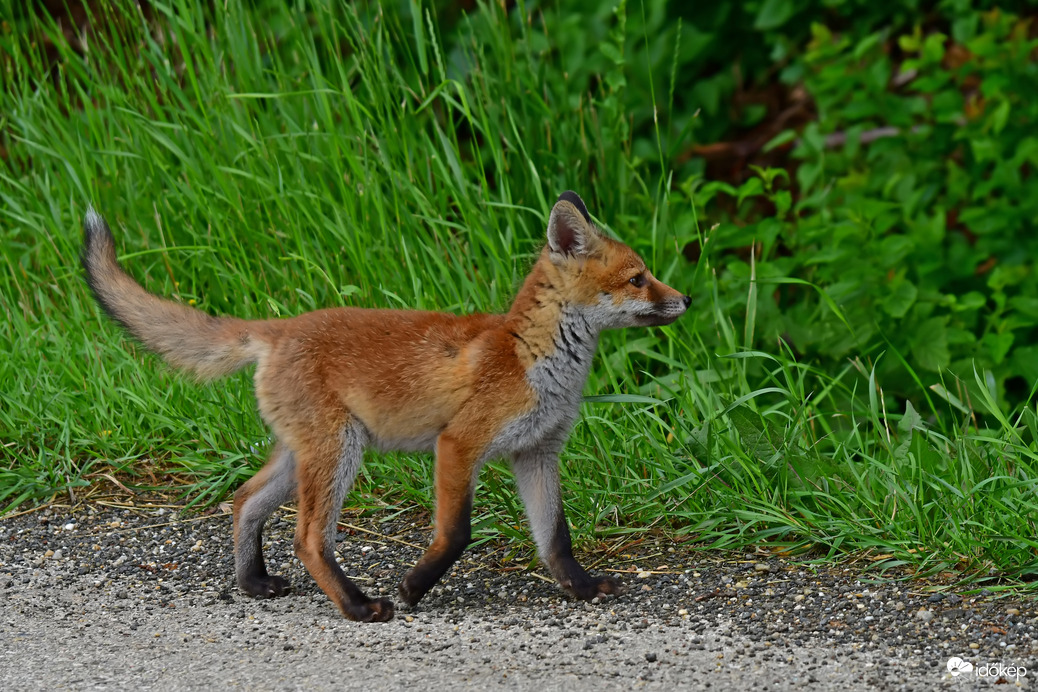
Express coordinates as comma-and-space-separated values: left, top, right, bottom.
754, 0, 794, 31
763, 130, 796, 152
584, 394, 666, 405
599, 42, 624, 65
991, 99, 1010, 135
880, 279, 918, 318
686, 420, 712, 464
922, 32, 947, 63
911, 318, 950, 372
898, 400, 922, 434
894, 401, 922, 463
953, 292, 987, 312
727, 405, 780, 458
981, 332, 1014, 365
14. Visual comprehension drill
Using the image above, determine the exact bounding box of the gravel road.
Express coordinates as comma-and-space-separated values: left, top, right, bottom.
1, 498, 1034, 691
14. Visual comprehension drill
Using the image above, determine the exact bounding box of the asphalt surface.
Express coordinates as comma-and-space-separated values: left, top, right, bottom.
1, 498, 1035, 691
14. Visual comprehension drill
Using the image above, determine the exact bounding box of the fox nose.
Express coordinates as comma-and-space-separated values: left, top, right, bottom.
682, 295, 692, 308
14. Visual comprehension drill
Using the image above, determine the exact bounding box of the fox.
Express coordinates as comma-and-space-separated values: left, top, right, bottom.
81, 191, 690, 622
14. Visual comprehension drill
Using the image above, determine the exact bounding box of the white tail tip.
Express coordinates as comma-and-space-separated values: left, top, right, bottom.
84, 205, 105, 232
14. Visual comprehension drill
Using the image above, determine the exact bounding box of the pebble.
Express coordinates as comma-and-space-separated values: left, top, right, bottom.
915, 609, 933, 623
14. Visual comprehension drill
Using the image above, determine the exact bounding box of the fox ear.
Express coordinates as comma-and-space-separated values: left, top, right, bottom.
547, 191, 598, 258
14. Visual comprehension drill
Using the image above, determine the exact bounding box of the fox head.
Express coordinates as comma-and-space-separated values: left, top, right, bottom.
544, 191, 691, 330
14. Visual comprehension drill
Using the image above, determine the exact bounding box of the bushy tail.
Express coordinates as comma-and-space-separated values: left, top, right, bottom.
81, 207, 269, 380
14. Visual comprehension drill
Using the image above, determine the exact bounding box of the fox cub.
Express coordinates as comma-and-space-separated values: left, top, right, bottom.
82, 191, 690, 622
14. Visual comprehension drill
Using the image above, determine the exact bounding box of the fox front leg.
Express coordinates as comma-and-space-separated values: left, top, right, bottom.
398, 432, 478, 607
511, 441, 619, 601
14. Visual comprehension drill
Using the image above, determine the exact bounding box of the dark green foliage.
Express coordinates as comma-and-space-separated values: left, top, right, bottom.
695, 8, 1038, 408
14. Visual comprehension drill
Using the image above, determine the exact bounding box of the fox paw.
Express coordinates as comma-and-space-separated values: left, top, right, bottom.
397, 579, 427, 608
240, 574, 292, 599
345, 598, 395, 622
566, 575, 621, 602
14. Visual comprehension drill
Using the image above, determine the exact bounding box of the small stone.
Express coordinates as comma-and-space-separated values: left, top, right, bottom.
1007, 608, 1020, 616
946, 594, 962, 605
793, 595, 805, 602
637, 571, 651, 579
969, 643, 980, 650
645, 652, 657, 663
915, 609, 934, 623
44, 550, 54, 558
753, 563, 770, 573
52, 550, 62, 560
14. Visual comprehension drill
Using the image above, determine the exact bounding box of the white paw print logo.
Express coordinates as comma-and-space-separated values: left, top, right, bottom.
947, 657, 974, 676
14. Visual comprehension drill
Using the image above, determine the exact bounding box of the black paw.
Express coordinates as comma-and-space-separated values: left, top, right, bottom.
240, 574, 292, 599
397, 578, 425, 607
565, 574, 621, 602
345, 598, 395, 622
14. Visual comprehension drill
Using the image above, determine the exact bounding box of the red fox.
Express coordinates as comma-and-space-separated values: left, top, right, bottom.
82, 191, 690, 622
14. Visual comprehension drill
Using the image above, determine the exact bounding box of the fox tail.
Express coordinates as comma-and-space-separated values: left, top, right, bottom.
81, 208, 269, 380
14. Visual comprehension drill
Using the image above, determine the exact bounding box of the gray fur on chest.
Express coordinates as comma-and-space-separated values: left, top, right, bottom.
486, 308, 599, 459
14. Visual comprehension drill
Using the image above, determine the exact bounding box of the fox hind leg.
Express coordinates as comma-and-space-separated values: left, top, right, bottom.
292, 421, 394, 622
233, 441, 297, 598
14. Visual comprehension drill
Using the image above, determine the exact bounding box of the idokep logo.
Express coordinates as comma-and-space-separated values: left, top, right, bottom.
947, 657, 1027, 681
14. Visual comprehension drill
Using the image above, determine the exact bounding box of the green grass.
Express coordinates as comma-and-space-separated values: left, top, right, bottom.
2, 0, 1037, 588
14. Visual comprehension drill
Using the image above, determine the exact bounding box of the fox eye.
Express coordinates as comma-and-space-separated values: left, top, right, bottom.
629, 274, 646, 288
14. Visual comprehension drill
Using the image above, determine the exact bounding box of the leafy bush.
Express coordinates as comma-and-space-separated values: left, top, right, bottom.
696, 9, 1038, 409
